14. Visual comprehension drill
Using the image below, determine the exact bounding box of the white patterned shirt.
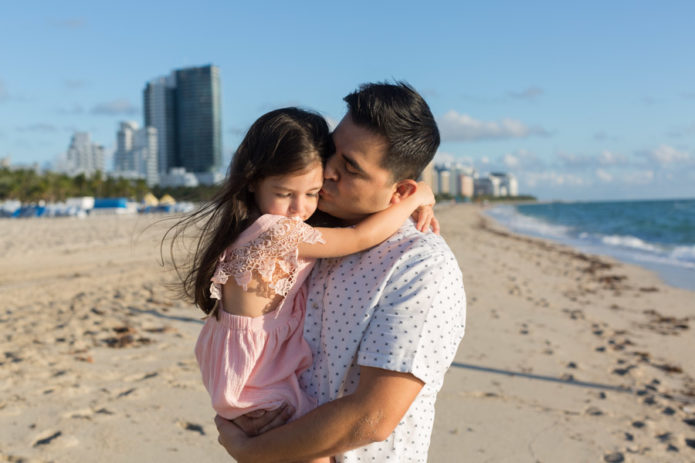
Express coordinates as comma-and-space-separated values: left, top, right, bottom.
300, 220, 466, 462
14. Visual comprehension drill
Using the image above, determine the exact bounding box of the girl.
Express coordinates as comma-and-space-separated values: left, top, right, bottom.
171, 107, 434, 445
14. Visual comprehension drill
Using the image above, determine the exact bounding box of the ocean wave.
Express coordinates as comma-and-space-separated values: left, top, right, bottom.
670, 245, 695, 264
486, 201, 695, 289
600, 235, 662, 253
485, 205, 571, 239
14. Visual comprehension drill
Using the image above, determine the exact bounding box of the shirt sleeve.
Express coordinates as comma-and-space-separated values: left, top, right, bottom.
357, 243, 466, 388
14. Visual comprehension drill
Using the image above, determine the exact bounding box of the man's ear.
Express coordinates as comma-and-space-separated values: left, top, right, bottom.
389, 179, 418, 204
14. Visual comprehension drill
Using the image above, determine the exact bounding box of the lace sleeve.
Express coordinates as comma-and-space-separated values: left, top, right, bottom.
209, 217, 324, 299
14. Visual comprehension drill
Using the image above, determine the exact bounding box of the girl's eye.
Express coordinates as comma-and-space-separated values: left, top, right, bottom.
276, 193, 291, 198
307, 193, 319, 198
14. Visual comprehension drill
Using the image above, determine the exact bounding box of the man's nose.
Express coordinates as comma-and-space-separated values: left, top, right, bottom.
323, 155, 339, 181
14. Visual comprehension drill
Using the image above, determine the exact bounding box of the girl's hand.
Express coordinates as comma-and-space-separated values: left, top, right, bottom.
414, 181, 435, 207
411, 205, 440, 234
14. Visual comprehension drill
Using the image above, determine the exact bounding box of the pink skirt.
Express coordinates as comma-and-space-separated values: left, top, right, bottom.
194, 287, 316, 420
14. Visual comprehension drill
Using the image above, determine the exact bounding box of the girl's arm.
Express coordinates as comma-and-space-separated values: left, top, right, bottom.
298, 182, 434, 259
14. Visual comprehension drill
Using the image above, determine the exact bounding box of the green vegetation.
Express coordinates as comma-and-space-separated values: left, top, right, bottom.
0, 167, 223, 203
1, 168, 148, 202
151, 184, 220, 202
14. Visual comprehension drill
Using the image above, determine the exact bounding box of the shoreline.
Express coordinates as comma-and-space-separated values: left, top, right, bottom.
481, 201, 695, 292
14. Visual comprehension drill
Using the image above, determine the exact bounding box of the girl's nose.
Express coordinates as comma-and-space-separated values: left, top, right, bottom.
290, 197, 303, 214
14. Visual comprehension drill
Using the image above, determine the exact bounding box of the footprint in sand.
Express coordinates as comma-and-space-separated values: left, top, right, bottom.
178, 421, 206, 435
33, 430, 62, 447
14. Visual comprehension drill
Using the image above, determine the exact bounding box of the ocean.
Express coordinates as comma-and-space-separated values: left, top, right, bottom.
485, 198, 695, 291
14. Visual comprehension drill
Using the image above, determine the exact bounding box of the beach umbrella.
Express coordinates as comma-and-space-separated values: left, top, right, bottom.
159, 194, 176, 205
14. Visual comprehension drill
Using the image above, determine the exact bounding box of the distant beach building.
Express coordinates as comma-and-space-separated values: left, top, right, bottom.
159, 167, 200, 188
459, 174, 474, 199
143, 64, 222, 185
490, 172, 518, 197
58, 132, 105, 177
143, 75, 177, 176
437, 168, 451, 195
113, 122, 159, 186
450, 164, 475, 198
419, 160, 437, 193
473, 173, 518, 198
474, 175, 499, 197
423, 161, 518, 198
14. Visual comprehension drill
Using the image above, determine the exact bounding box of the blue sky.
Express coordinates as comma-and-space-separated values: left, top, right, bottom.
1, 1, 693, 201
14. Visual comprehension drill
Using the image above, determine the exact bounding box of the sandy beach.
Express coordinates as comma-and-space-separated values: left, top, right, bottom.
1, 204, 694, 462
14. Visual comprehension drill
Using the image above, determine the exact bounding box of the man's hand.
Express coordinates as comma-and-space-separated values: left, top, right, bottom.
215, 415, 248, 460
232, 403, 295, 436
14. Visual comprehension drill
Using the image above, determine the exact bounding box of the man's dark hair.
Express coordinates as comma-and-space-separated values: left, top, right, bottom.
343, 81, 440, 181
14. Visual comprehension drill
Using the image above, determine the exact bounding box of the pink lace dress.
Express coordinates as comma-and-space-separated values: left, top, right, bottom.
194, 214, 325, 420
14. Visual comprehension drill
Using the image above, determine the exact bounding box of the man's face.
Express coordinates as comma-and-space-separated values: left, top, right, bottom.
318, 114, 397, 224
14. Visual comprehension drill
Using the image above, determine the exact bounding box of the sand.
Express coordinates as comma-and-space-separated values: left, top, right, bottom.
1, 204, 693, 462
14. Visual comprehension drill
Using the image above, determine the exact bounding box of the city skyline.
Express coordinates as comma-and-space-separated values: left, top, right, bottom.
1, 1, 694, 201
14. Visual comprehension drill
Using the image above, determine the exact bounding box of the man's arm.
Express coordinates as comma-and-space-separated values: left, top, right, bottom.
216, 366, 424, 463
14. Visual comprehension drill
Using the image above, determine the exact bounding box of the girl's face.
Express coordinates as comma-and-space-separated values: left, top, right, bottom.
252, 162, 323, 221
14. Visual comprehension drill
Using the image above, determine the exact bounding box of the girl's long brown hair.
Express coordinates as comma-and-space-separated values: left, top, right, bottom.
164, 107, 333, 315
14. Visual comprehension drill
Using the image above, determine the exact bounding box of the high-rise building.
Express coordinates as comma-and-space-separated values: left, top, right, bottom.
144, 75, 177, 175
63, 132, 104, 176
114, 121, 138, 172
438, 169, 451, 195
175, 65, 222, 175
419, 160, 437, 193
143, 64, 222, 184
458, 174, 474, 198
112, 122, 159, 186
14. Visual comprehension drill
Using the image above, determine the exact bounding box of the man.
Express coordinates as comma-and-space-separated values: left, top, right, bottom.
215, 82, 466, 462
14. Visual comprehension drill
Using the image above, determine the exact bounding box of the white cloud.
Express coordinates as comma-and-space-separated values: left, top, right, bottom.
594, 131, 618, 141
508, 86, 544, 100
647, 145, 690, 165
433, 151, 456, 164
596, 169, 613, 182
521, 171, 586, 188
558, 150, 628, 169
503, 153, 519, 168
16, 123, 59, 133
598, 150, 628, 166
557, 151, 593, 168
438, 110, 550, 141
64, 79, 87, 89
324, 116, 338, 131
623, 170, 654, 185
91, 99, 139, 116
57, 104, 84, 115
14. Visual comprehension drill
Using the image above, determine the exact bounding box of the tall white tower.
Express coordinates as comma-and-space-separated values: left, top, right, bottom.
65, 132, 104, 176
